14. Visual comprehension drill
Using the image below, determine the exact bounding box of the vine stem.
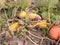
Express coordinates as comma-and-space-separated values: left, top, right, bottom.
26, 30, 53, 41
4, 9, 10, 26
26, 35, 38, 45
48, 5, 51, 23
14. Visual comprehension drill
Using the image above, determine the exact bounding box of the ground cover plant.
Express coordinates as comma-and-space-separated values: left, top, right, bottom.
0, 0, 60, 45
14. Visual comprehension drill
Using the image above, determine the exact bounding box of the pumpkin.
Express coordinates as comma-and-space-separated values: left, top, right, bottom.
49, 26, 60, 40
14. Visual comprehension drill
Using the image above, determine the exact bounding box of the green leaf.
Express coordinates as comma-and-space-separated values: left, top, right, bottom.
19, 20, 24, 25
0, 16, 4, 26
0, 0, 7, 9
21, 29, 27, 36
41, 11, 48, 19
6, 2, 14, 9
35, 0, 58, 8
16, 0, 30, 10
51, 15, 60, 23
24, 15, 29, 23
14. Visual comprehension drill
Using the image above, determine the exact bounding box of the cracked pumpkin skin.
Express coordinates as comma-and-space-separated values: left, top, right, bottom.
49, 26, 60, 40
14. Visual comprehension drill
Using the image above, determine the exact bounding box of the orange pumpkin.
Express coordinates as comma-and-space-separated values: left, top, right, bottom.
49, 26, 60, 40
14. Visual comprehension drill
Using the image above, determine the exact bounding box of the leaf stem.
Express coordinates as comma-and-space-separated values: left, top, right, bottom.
48, 5, 51, 23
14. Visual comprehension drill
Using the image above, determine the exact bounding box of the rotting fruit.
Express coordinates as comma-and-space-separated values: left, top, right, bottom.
9, 22, 19, 31
49, 26, 60, 40
19, 11, 27, 18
